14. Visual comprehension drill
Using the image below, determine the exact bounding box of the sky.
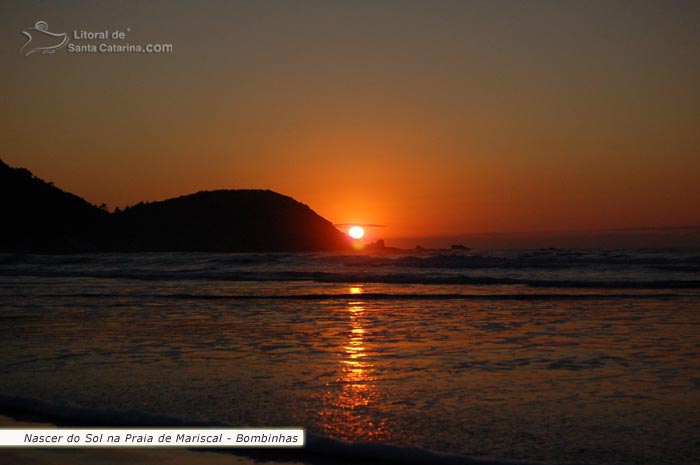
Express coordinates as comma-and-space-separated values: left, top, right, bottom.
1, 1, 699, 245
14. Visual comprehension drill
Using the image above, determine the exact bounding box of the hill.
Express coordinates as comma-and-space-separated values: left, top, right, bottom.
0, 159, 351, 253
111, 190, 351, 252
0, 159, 108, 252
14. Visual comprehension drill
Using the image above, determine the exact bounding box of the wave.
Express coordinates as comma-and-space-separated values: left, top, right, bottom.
2, 250, 698, 291
0, 393, 554, 465
2, 249, 700, 270
1, 267, 698, 289
334, 251, 700, 272
34, 291, 690, 301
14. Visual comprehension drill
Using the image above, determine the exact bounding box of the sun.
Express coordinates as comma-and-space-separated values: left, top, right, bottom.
348, 226, 365, 240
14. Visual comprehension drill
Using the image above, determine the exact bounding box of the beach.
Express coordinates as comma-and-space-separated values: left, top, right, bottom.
1, 250, 699, 465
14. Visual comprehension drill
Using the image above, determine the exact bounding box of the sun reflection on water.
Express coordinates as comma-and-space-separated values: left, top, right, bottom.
349, 286, 363, 295
318, 286, 387, 441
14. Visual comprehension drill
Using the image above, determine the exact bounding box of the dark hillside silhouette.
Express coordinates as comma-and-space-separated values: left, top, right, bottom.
1, 159, 108, 252
112, 190, 352, 252
0, 159, 351, 253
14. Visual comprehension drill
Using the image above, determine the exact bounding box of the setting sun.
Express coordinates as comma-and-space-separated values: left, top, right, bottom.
348, 226, 365, 240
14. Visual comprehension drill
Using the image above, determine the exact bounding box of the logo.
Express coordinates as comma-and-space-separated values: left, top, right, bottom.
19, 20, 173, 56
20, 21, 69, 56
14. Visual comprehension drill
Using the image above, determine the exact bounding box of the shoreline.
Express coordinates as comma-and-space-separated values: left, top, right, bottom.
0, 397, 546, 465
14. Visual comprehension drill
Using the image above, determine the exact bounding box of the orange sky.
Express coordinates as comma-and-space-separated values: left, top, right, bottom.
1, 1, 699, 244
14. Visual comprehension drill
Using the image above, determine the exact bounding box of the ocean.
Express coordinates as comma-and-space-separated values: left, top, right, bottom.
1, 249, 699, 465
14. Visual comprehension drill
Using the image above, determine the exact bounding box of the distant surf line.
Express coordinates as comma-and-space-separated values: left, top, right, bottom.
1, 269, 698, 289
29, 292, 691, 301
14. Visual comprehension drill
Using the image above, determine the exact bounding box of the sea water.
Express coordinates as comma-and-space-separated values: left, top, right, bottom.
0, 249, 698, 464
